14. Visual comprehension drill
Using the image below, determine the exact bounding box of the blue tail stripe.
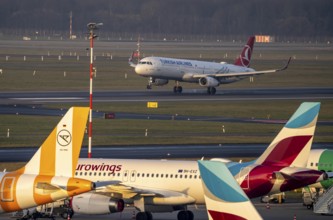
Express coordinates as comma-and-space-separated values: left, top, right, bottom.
198, 161, 248, 203
285, 102, 320, 128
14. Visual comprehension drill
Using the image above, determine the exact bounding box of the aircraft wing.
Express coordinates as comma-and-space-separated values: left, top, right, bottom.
95, 183, 196, 205
193, 57, 291, 78
95, 180, 121, 188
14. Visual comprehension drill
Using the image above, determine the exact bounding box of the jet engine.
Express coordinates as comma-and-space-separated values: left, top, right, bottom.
71, 193, 124, 215
198, 76, 219, 87
152, 78, 169, 86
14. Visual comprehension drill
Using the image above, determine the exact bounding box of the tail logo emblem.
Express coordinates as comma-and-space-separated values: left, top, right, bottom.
57, 130, 72, 146
241, 45, 251, 67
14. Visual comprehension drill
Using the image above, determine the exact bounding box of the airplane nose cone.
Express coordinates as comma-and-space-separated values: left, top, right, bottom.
135, 65, 143, 75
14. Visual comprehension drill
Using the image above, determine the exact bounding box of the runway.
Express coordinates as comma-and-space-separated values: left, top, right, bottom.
0, 87, 332, 104
1, 143, 332, 162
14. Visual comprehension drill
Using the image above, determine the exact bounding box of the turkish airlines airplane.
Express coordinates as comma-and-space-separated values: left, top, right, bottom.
65, 102, 326, 220
198, 160, 262, 220
129, 36, 291, 95
0, 107, 94, 214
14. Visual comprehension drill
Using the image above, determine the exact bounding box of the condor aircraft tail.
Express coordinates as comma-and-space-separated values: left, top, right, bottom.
198, 160, 262, 220
234, 36, 255, 68
0, 107, 94, 213
255, 102, 320, 168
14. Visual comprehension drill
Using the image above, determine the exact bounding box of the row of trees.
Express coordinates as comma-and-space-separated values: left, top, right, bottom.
0, 0, 332, 40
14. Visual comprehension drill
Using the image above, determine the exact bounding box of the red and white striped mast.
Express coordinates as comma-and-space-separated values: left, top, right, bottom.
87, 22, 102, 158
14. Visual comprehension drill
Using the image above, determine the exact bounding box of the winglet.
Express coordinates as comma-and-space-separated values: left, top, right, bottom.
17, 107, 89, 177
255, 102, 320, 167
277, 57, 291, 72
198, 160, 262, 220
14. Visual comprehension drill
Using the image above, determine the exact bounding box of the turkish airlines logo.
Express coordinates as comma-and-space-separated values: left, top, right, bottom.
57, 129, 72, 147
240, 45, 252, 67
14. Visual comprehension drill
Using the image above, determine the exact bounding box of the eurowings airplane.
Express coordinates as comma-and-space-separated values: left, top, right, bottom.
0, 107, 94, 213
129, 36, 291, 95
198, 160, 262, 220
66, 102, 327, 220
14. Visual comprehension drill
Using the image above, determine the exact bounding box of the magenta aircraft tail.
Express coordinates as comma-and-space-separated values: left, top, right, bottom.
255, 102, 321, 168
234, 36, 255, 68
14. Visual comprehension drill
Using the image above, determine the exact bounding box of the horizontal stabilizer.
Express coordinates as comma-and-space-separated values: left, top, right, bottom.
36, 182, 65, 191
272, 171, 293, 181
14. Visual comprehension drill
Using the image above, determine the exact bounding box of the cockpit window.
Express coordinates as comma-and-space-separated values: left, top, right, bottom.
139, 61, 153, 65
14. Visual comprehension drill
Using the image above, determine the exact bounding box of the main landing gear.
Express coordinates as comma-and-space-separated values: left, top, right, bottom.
135, 210, 194, 220
177, 210, 194, 220
173, 86, 183, 93
136, 211, 153, 220
207, 87, 216, 95
173, 81, 183, 94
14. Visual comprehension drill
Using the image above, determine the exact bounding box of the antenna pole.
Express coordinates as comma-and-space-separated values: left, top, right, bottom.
87, 22, 103, 158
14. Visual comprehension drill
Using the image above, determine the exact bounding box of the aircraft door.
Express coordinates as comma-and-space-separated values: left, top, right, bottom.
130, 170, 137, 182
123, 170, 129, 182
239, 167, 251, 190
1, 177, 15, 202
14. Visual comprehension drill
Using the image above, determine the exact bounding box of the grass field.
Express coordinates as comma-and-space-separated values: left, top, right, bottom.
0, 39, 332, 148
0, 100, 332, 147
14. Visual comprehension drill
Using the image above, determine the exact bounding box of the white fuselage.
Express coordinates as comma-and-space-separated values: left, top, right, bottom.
74, 157, 325, 205
134, 57, 254, 84
76, 159, 205, 204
